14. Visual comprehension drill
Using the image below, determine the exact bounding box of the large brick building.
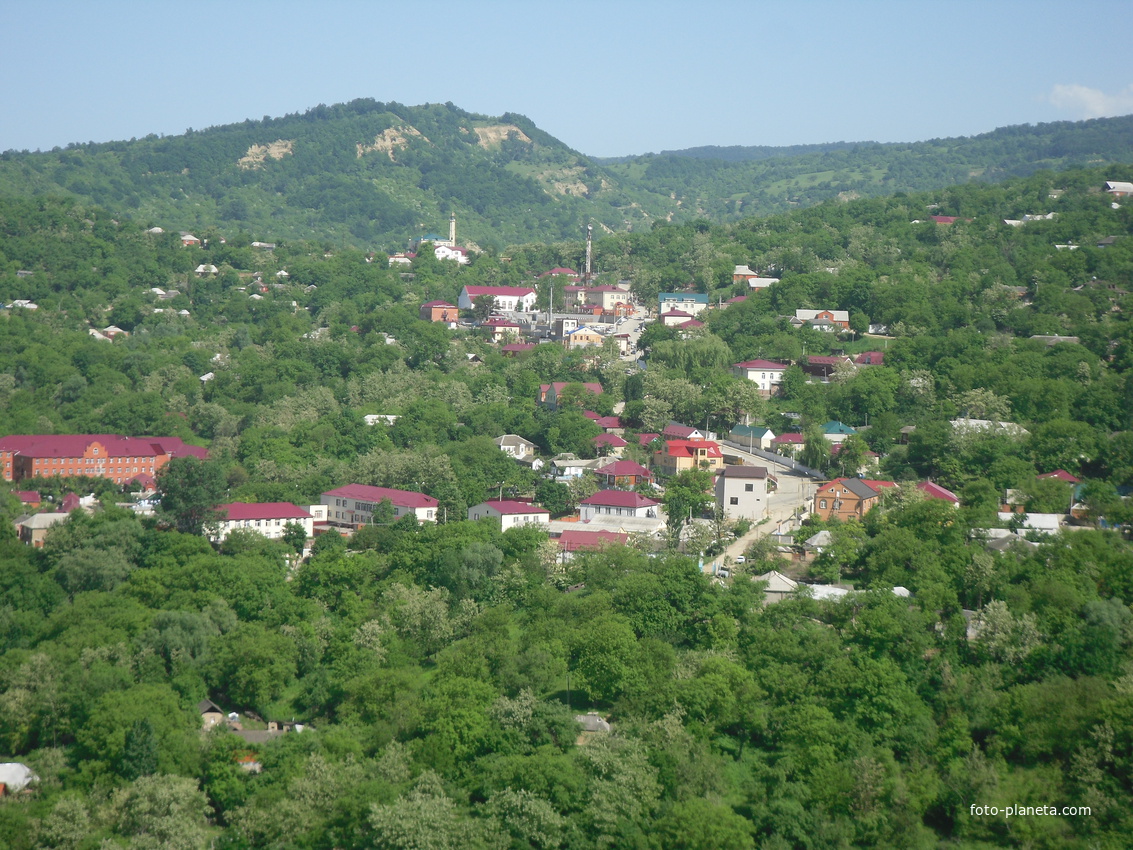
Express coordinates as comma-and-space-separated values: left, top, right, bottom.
0, 434, 207, 485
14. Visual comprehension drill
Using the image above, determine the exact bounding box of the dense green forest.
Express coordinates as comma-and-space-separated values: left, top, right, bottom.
1, 161, 1133, 847
601, 115, 1133, 222
2, 99, 1132, 251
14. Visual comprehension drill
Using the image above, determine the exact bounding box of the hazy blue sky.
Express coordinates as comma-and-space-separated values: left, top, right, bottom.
3, 0, 1131, 157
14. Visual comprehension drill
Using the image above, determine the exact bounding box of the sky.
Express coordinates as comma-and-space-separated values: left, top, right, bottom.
2, 0, 1131, 158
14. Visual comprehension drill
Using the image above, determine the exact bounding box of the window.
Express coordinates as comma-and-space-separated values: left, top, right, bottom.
820, 499, 828, 509
729, 497, 739, 505
745, 483, 754, 492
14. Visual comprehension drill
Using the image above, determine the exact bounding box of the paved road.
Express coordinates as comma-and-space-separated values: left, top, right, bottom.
710, 448, 818, 572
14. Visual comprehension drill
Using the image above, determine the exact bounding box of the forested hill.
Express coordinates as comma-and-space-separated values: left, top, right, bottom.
0, 99, 675, 251
601, 115, 1133, 221
1, 99, 1132, 251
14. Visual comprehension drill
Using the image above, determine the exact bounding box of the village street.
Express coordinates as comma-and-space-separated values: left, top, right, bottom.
709, 447, 818, 572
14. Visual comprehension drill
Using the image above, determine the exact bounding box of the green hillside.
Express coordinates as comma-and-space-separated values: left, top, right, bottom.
601, 115, 1133, 219
2, 101, 1133, 252
2, 163, 1133, 847
0, 100, 678, 251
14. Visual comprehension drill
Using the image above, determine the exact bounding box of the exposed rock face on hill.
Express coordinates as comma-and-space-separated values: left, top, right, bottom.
356, 126, 430, 161
474, 124, 531, 149
5, 98, 1132, 251
238, 140, 294, 169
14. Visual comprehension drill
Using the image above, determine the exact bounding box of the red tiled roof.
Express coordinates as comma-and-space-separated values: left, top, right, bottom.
501, 343, 535, 352
579, 491, 658, 509
678, 319, 705, 329
558, 529, 628, 551
805, 355, 851, 366
663, 423, 699, 439
660, 309, 693, 318
221, 502, 312, 521
13, 490, 40, 502
0, 434, 206, 460
854, 351, 885, 366
734, 359, 788, 370
1037, 469, 1081, 483
128, 472, 156, 488
636, 433, 661, 446
593, 433, 628, 447
421, 300, 458, 309
323, 484, 438, 509
917, 481, 960, 502
463, 285, 536, 297
772, 432, 805, 443
664, 439, 722, 458
545, 381, 604, 396
595, 460, 652, 477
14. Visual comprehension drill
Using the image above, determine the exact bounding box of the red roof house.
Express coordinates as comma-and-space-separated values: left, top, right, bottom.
594, 460, 653, 488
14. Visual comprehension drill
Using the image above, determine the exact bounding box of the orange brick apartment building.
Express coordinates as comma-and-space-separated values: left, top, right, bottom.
0, 434, 207, 485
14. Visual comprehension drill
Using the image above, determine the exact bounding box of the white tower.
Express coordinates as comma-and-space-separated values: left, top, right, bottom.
584, 223, 593, 285
449, 213, 457, 246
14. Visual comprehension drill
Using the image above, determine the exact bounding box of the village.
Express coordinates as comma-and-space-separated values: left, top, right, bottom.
5, 196, 1111, 608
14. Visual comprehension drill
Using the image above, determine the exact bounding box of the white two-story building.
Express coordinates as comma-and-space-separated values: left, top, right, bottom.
322, 484, 439, 525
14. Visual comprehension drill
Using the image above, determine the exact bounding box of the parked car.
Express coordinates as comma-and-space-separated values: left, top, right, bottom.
734, 555, 746, 564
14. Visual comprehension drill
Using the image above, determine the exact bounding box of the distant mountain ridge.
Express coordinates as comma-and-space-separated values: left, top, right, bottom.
1, 100, 1131, 250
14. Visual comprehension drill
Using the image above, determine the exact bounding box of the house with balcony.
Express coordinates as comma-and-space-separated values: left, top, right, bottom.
655, 440, 724, 477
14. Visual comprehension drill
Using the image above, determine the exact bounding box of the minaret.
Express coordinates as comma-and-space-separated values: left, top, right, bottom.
449, 212, 456, 246
584, 223, 593, 285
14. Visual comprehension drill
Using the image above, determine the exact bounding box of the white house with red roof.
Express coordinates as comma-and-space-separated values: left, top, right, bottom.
662, 422, 713, 441
322, 484, 439, 525
468, 499, 550, 531
433, 245, 469, 264
579, 490, 659, 521
458, 285, 537, 312
660, 309, 696, 327
732, 359, 789, 396
214, 502, 313, 542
